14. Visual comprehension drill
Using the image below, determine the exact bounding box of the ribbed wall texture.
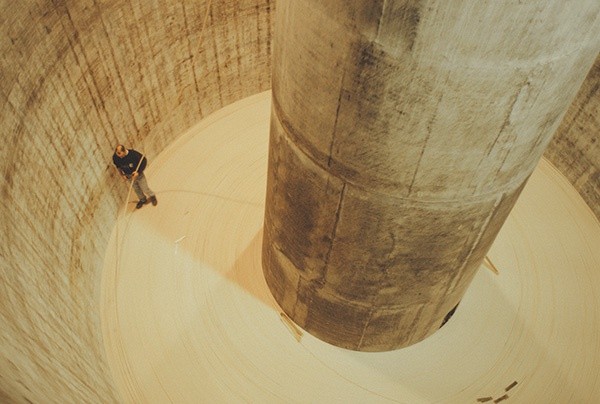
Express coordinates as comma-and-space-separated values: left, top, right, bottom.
0, 0, 598, 400
0, 1, 272, 402
545, 54, 600, 219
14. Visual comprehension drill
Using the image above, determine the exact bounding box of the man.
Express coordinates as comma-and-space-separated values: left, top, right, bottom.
112, 144, 157, 209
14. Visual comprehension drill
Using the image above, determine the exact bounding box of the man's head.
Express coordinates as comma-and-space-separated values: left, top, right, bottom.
115, 145, 128, 158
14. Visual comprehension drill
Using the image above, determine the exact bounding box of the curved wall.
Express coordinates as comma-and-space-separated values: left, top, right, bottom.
544, 54, 600, 220
0, 1, 272, 402
0, 0, 598, 401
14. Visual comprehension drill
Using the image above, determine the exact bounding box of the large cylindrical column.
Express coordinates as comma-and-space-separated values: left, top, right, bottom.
262, 0, 600, 351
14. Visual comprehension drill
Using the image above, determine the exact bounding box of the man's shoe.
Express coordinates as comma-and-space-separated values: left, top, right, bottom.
150, 196, 157, 206
136, 199, 147, 209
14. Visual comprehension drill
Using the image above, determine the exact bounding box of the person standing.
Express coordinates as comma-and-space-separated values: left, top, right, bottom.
112, 144, 157, 209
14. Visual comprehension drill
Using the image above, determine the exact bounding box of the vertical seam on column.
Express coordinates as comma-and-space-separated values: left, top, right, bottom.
406, 304, 427, 343
474, 78, 531, 193
471, 78, 529, 195
320, 183, 347, 284
484, 80, 526, 157
328, 70, 346, 168
428, 192, 503, 330
357, 307, 375, 350
450, 192, 503, 293
408, 92, 442, 195
375, 0, 388, 42
407, 131, 430, 196
492, 144, 513, 179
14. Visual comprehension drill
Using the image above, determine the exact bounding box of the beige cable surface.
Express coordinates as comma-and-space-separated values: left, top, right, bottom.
101, 91, 600, 403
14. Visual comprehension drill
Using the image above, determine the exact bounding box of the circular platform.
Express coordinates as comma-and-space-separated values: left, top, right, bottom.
101, 91, 600, 403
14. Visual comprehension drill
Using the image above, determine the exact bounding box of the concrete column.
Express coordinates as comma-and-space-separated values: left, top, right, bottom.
262, 0, 600, 351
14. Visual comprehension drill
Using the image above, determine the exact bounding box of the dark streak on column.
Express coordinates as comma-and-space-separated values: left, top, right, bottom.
405, 303, 427, 343
485, 80, 529, 157
428, 191, 503, 325
375, 0, 386, 40
357, 307, 375, 350
328, 70, 346, 168
451, 192, 503, 293
407, 91, 442, 195
318, 182, 347, 288
272, 94, 329, 173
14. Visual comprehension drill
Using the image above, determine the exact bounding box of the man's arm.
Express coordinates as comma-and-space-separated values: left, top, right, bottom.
113, 165, 127, 181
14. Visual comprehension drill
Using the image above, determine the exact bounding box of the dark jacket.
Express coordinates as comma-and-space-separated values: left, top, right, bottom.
113, 149, 147, 175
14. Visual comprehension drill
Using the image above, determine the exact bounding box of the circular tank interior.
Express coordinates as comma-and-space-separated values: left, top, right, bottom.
1, 1, 599, 402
